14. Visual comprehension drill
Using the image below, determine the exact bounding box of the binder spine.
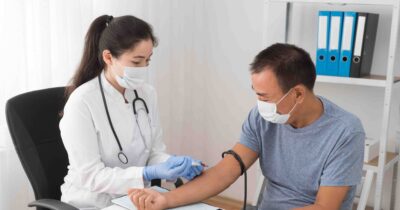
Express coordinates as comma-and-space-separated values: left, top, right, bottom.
316, 11, 331, 75
327, 11, 344, 76
338, 12, 357, 77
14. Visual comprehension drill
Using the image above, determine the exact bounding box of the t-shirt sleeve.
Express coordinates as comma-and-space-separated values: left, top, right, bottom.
320, 131, 365, 186
239, 107, 261, 154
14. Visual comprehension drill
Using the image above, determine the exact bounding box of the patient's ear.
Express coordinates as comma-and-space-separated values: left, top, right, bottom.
293, 85, 306, 104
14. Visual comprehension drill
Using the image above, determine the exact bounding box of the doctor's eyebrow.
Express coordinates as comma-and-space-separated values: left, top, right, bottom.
133, 53, 153, 59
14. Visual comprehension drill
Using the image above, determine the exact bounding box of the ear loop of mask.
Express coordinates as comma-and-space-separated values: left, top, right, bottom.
276, 88, 298, 115
109, 57, 124, 80
276, 88, 293, 105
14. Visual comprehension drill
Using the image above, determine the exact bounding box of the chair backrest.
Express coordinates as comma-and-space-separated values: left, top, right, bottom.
5, 87, 68, 201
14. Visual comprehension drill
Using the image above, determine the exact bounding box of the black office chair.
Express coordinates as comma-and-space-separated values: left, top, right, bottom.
6, 87, 182, 210
5, 87, 76, 210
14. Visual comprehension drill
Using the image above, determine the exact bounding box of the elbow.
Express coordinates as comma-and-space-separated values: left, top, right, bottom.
75, 165, 112, 193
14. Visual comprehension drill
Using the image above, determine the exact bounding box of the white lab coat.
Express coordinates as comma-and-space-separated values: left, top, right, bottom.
59, 71, 170, 209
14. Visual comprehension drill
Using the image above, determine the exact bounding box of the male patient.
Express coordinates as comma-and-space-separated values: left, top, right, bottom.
128, 43, 365, 210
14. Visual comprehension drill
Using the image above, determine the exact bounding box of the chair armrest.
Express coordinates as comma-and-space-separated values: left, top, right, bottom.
174, 178, 184, 188
151, 178, 184, 188
28, 199, 79, 210
151, 179, 162, 187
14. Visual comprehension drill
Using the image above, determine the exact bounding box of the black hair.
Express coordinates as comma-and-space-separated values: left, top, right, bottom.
250, 43, 316, 92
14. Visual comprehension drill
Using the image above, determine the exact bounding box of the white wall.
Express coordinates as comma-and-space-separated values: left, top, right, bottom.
147, 0, 265, 203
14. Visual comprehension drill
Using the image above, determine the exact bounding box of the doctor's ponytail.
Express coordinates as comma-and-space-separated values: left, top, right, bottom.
64, 14, 157, 102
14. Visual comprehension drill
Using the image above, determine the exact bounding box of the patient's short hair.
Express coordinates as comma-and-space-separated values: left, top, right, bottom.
250, 43, 316, 92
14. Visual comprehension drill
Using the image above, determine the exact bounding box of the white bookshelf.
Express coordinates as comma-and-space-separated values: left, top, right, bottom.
259, 0, 400, 210
363, 152, 399, 173
316, 75, 400, 87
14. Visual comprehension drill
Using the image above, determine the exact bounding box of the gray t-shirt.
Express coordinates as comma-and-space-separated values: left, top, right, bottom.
240, 96, 365, 210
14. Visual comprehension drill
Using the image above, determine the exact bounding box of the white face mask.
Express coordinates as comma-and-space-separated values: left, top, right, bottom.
112, 60, 149, 90
115, 66, 148, 90
257, 89, 297, 124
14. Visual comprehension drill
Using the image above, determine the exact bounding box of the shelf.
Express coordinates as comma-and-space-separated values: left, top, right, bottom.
363, 152, 399, 173
268, 0, 396, 6
316, 75, 400, 87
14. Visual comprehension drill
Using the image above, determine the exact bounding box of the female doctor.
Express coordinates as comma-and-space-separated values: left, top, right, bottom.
59, 15, 203, 209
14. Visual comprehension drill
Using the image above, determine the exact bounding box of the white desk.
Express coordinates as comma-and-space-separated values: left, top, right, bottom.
102, 205, 126, 210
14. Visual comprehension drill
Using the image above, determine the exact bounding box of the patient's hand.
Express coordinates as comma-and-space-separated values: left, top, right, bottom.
128, 188, 168, 210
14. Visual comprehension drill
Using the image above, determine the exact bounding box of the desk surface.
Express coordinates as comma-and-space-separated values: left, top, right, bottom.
102, 195, 243, 210
102, 205, 125, 210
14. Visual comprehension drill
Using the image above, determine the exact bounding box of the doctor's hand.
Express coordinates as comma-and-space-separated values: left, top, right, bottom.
143, 156, 193, 181
180, 156, 204, 181
128, 188, 167, 210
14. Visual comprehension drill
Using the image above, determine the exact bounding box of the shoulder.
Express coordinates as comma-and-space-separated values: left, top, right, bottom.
64, 77, 100, 111
320, 96, 365, 135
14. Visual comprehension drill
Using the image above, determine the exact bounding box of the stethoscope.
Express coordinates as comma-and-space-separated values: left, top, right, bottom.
98, 75, 152, 164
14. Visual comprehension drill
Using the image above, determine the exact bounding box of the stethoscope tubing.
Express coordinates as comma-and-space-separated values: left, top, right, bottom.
98, 75, 150, 164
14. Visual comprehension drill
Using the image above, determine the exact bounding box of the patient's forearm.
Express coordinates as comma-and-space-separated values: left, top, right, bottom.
165, 157, 241, 208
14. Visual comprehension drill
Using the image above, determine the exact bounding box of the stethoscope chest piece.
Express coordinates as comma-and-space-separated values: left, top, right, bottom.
118, 151, 129, 164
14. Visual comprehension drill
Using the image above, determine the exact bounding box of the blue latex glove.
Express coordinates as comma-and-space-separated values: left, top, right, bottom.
143, 156, 192, 181
182, 159, 204, 180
